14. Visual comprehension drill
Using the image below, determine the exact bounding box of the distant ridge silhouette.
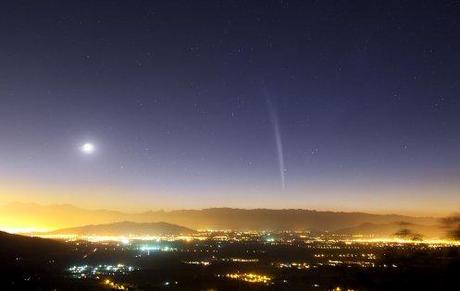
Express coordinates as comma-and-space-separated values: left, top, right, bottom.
44, 221, 196, 236
1, 202, 440, 235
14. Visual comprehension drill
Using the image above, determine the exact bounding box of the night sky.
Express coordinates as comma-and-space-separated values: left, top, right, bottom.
1, 1, 459, 214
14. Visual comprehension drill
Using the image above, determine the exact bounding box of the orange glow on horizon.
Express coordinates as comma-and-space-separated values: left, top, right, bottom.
1, 177, 459, 232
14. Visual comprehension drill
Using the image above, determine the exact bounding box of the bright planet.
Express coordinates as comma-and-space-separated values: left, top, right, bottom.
80, 143, 95, 154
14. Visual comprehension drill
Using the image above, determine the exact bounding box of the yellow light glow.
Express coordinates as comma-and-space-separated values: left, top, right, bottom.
225, 273, 272, 284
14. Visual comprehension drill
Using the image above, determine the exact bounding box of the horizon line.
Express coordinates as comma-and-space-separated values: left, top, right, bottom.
0, 200, 450, 218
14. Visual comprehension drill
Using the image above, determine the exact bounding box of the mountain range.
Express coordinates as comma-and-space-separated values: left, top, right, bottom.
0, 202, 444, 238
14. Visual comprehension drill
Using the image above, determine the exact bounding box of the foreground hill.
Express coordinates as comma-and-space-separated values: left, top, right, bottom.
0, 231, 102, 290
0, 202, 442, 236
45, 221, 196, 236
0, 231, 67, 258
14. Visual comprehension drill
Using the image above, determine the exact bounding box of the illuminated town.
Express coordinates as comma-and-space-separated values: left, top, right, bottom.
1, 229, 451, 289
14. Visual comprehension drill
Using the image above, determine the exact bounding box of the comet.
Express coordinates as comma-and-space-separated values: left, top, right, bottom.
266, 98, 286, 190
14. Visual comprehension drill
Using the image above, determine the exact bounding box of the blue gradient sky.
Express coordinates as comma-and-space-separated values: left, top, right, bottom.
0, 1, 459, 215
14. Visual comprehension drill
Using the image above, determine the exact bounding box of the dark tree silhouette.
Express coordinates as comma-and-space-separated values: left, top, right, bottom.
394, 228, 423, 241
441, 215, 460, 240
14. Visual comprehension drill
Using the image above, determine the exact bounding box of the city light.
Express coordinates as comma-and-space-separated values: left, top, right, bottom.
103, 279, 126, 290
68, 264, 137, 279
225, 273, 273, 284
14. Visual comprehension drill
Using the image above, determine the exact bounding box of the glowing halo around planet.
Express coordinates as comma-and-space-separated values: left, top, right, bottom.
80, 143, 95, 154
